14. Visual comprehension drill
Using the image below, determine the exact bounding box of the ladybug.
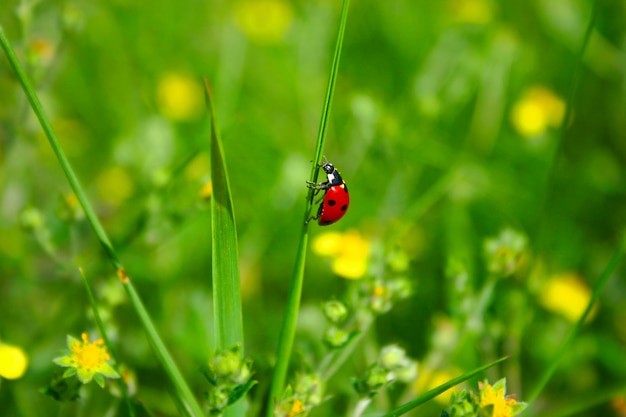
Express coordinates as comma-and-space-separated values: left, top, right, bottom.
306, 161, 350, 226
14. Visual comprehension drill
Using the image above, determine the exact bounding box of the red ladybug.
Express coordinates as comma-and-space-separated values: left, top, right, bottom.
306, 161, 350, 226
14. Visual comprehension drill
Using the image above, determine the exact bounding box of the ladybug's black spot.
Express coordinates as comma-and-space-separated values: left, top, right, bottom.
321, 220, 333, 225
341, 205, 347, 211
327, 199, 336, 206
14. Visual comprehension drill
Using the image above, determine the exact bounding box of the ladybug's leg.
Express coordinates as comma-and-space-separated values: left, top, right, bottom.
305, 180, 329, 224
305, 202, 324, 225
306, 180, 329, 191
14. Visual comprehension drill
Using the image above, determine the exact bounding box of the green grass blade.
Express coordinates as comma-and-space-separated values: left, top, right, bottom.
381, 356, 509, 417
204, 79, 245, 417
307, 0, 351, 186
527, 234, 625, 404
0, 26, 204, 417
204, 79, 244, 351
267, 1, 351, 415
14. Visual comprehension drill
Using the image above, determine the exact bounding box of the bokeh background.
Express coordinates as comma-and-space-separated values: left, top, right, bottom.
1, 0, 625, 416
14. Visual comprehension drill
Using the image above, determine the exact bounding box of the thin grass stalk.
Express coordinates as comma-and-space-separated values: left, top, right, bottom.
0, 26, 204, 417
267, 0, 351, 414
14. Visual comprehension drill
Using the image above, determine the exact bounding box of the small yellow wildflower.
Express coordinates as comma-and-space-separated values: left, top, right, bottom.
233, 0, 294, 44
510, 86, 565, 138
288, 399, 305, 416
538, 273, 597, 323
0, 342, 28, 380
185, 152, 211, 181
96, 166, 135, 206
448, 0, 494, 25
479, 379, 526, 417
27, 38, 55, 67
53, 333, 120, 388
312, 230, 371, 279
611, 396, 626, 417
312, 231, 343, 256
156, 73, 204, 121
200, 180, 213, 200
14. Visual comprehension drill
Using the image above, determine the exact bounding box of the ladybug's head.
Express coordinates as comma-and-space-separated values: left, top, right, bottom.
321, 162, 335, 174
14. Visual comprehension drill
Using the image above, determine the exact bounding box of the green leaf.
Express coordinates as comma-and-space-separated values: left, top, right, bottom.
204, 78, 244, 352
228, 380, 258, 406
204, 80, 245, 417
381, 356, 509, 417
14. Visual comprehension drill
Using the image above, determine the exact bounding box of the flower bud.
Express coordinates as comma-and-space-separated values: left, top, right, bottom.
323, 300, 348, 323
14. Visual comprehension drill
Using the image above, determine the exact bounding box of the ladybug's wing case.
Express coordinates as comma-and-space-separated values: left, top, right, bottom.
318, 184, 350, 226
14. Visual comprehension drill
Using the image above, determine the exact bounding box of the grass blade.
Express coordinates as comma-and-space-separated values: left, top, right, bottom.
0, 26, 204, 417
267, 1, 351, 414
204, 79, 245, 416
382, 356, 509, 417
527, 234, 625, 404
204, 79, 244, 351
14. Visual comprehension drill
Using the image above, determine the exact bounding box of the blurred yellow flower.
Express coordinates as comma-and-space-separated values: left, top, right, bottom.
289, 399, 305, 416
312, 230, 370, 279
0, 343, 28, 380
27, 38, 55, 66
200, 180, 213, 199
413, 367, 458, 404
312, 231, 343, 257
96, 166, 134, 205
233, 0, 294, 44
156, 73, 204, 121
611, 396, 626, 417
510, 86, 565, 138
185, 152, 211, 181
538, 273, 597, 323
448, 0, 494, 24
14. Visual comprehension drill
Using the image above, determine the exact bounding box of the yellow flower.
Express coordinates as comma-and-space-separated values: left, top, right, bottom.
156, 73, 204, 121
0, 343, 28, 380
479, 379, 526, 417
96, 166, 134, 206
288, 399, 305, 416
233, 0, 294, 44
510, 86, 565, 138
53, 333, 120, 388
312, 230, 370, 279
200, 180, 213, 200
538, 273, 597, 323
448, 0, 495, 25
185, 152, 211, 181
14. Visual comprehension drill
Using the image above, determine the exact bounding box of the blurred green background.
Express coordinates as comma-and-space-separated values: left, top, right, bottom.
1, 0, 625, 416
